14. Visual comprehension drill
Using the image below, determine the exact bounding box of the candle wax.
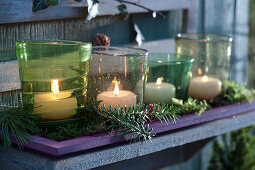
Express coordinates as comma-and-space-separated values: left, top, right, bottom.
97, 90, 137, 108
34, 91, 77, 120
188, 76, 222, 100
144, 82, 176, 104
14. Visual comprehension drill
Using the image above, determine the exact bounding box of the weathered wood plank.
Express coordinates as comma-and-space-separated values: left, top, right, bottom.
0, 0, 190, 24
0, 61, 20, 92
231, 0, 249, 84
204, 0, 235, 34
63, 17, 132, 45
203, 0, 249, 84
0, 0, 87, 24
186, 0, 200, 33
0, 20, 65, 62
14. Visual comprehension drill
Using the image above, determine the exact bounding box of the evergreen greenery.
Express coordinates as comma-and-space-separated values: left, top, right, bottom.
38, 111, 106, 141
0, 107, 40, 149
171, 97, 210, 115
209, 126, 255, 170
214, 80, 255, 106
0, 80, 254, 149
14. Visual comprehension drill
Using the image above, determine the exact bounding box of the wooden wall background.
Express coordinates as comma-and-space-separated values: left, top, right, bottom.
0, 0, 251, 169
0, 11, 183, 62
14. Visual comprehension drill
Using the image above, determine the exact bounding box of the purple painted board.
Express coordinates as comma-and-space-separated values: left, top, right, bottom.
8, 102, 255, 157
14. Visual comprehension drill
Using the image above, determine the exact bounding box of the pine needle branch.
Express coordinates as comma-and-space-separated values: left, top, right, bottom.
146, 103, 180, 124
0, 107, 40, 149
85, 101, 155, 142
84, 100, 181, 143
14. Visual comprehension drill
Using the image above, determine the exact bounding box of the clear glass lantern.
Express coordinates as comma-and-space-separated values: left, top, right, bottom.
145, 53, 194, 104
16, 40, 92, 124
87, 46, 148, 108
175, 34, 232, 100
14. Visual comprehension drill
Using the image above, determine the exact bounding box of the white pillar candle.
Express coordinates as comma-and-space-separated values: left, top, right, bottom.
97, 82, 137, 108
144, 78, 176, 104
188, 75, 222, 100
34, 80, 77, 120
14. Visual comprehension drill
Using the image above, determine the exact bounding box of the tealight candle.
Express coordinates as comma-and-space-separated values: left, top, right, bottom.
144, 78, 176, 104
188, 75, 222, 100
34, 80, 77, 120
97, 81, 137, 108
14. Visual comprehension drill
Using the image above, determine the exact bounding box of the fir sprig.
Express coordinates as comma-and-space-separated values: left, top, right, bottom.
85, 101, 155, 142
84, 100, 181, 142
0, 107, 40, 149
146, 103, 180, 124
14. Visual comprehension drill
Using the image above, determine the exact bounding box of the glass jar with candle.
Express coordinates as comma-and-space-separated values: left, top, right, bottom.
88, 46, 148, 108
145, 53, 194, 104
16, 40, 92, 124
175, 34, 232, 100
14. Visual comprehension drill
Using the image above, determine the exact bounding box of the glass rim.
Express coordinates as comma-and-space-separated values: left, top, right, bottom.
148, 53, 194, 64
16, 40, 92, 47
175, 33, 233, 42
92, 46, 148, 57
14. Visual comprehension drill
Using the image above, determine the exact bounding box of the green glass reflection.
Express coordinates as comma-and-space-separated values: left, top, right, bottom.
16, 40, 92, 124
175, 34, 232, 81
145, 53, 194, 104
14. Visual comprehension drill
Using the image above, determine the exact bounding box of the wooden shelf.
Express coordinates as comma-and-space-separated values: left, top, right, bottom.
1, 102, 255, 169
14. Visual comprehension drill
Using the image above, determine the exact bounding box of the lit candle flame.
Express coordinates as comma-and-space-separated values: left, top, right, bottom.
114, 82, 119, 97
197, 68, 202, 75
156, 78, 162, 88
51, 80, 59, 93
98, 65, 101, 74
202, 75, 208, 82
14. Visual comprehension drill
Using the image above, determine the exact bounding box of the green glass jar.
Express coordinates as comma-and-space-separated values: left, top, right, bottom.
88, 46, 148, 108
145, 53, 194, 104
175, 34, 232, 100
16, 40, 92, 124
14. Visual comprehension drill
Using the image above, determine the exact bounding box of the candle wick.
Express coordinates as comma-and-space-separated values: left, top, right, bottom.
115, 93, 117, 97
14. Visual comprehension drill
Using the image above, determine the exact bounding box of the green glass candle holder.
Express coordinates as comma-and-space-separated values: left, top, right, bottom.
145, 53, 194, 104
16, 40, 92, 124
175, 34, 232, 100
87, 46, 148, 108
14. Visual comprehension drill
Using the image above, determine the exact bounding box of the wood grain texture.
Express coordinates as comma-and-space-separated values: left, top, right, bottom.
186, 0, 200, 33
231, 0, 249, 84
204, 0, 235, 34
3, 101, 255, 158
0, 0, 87, 24
203, 0, 249, 84
0, 0, 189, 24
0, 20, 65, 62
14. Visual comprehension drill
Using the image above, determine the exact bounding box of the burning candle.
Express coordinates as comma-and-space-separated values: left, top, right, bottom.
97, 81, 137, 108
34, 80, 77, 120
144, 78, 176, 104
188, 75, 222, 100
